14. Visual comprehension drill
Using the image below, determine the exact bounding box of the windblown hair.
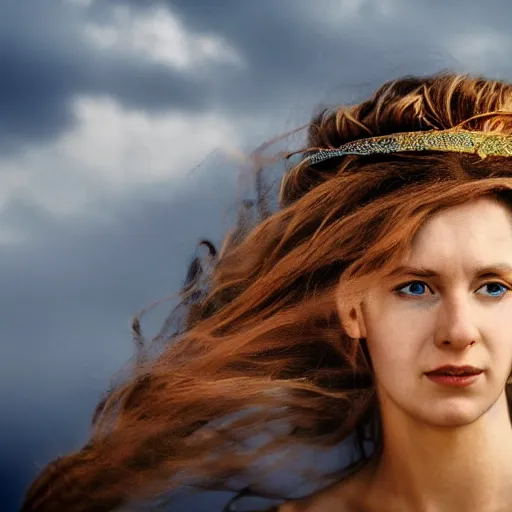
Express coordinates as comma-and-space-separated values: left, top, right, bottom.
21, 71, 512, 512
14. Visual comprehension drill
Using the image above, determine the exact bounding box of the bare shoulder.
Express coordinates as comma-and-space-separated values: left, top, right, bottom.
274, 497, 350, 512
274, 503, 297, 512
274, 498, 313, 512
273, 489, 349, 512
274, 468, 372, 512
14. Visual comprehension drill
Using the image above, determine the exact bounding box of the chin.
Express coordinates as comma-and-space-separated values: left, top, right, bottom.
415, 400, 485, 428
427, 412, 480, 428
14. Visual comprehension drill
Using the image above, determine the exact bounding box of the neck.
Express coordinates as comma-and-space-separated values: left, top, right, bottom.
368, 390, 512, 512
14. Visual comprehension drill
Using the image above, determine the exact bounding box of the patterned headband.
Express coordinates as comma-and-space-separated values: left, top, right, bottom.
305, 129, 512, 165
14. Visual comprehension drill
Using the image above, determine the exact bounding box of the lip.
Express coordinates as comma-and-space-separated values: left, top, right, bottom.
425, 365, 483, 376
426, 373, 481, 388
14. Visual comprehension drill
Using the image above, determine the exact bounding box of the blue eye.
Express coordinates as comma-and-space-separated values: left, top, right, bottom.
395, 281, 428, 296
480, 282, 510, 297
394, 281, 511, 298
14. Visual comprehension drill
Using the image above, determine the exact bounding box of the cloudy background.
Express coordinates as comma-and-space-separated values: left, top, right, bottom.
1, 0, 510, 510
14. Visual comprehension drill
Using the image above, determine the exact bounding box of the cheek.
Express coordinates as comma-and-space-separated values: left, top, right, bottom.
366, 338, 414, 382
362, 300, 425, 378
492, 343, 512, 377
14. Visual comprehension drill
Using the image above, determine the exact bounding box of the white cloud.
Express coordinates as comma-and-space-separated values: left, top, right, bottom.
61, 95, 240, 185
301, 0, 369, 25
302, 0, 403, 28
65, 0, 93, 7
447, 31, 510, 70
0, 95, 241, 242
83, 5, 244, 71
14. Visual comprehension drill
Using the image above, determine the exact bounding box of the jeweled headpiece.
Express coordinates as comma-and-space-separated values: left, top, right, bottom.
305, 129, 512, 165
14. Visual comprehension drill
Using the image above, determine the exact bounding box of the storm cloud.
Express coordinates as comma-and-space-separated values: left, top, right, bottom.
2, 0, 511, 510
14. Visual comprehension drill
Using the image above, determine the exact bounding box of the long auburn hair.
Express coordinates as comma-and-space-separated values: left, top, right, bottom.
21, 71, 512, 512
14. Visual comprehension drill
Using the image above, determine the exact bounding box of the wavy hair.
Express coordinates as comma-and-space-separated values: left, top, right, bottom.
20, 71, 512, 512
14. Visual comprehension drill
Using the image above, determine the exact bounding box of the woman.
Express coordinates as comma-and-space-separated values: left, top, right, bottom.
20, 72, 512, 512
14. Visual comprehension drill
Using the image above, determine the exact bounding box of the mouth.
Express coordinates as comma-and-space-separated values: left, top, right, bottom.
425, 371, 482, 388
425, 365, 483, 377
424, 365, 484, 387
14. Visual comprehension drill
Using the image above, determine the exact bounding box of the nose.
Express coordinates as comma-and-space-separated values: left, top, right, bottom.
434, 296, 480, 349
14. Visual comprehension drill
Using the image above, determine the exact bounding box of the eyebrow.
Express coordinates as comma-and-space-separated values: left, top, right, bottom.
386, 263, 512, 279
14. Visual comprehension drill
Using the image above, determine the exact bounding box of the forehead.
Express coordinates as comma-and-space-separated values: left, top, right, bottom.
411, 198, 512, 251
345, 198, 512, 294
382, 198, 512, 280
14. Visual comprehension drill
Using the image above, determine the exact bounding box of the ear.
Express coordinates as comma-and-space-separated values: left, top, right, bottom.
335, 291, 367, 340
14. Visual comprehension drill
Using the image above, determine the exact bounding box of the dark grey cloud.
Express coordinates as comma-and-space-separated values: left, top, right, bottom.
0, 0, 220, 152
0, 158, 240, 403
0, 157, 246, 511
93, 0, 468, 113
1, 0, 476, 154
0, 1, 86, 150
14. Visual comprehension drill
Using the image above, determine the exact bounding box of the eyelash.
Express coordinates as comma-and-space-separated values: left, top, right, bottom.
393, 280, 512, 299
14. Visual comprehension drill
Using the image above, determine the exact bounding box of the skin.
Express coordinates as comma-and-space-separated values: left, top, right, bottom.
286, 197, 512, 512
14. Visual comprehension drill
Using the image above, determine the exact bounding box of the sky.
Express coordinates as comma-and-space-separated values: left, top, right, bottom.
2, 0, 512, 510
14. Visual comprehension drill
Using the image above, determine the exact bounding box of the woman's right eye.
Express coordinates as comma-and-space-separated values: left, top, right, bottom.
393, 281, 430, 296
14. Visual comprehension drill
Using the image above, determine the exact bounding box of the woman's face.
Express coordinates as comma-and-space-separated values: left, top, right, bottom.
338, 197, 512, 428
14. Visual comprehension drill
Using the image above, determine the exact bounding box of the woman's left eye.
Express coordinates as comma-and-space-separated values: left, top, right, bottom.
479, 282, 511, 297
394, 280, 511, 297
